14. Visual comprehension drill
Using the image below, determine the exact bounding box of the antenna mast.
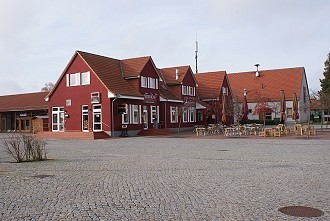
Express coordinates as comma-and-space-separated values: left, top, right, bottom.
195, 39, 198, 74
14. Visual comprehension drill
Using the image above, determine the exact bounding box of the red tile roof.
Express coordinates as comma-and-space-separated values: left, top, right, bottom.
77, 51, 142, 97
0, 92, 48, 112
227, 67, 304, 102
195, 71, 227, 99
160, 66, 191, 84
159, 81, 182, 101
121, 56, 150, 77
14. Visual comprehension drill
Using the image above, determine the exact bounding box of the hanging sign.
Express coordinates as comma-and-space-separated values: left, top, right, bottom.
144, 93, 158, 103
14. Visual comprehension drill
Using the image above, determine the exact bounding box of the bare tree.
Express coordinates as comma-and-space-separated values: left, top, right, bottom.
41, 82, 54, 92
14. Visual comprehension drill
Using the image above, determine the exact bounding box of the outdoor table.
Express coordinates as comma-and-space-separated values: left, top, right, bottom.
224, 127, 241, 137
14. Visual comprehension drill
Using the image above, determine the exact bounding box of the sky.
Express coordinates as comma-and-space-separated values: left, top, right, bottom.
0, 0, 329, 95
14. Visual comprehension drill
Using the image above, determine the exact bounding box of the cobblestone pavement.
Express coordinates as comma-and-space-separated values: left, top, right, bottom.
0, 137, 329, 220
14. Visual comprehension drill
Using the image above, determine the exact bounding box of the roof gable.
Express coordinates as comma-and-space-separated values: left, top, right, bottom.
195, 71, 227, 99
228, 67, 304, 102
160, 66, 191, 84
121, 56, 151, 78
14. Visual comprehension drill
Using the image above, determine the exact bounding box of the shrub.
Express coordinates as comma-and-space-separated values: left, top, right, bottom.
1, 133, 48, 163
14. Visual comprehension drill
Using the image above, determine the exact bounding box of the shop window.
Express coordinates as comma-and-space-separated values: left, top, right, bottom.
122, 104, 129, 124
182, 107, 188, 122
170, 106, 178, 123
197, 110, 203, 122
132, 105, 139, 124
189, 107, 196, 122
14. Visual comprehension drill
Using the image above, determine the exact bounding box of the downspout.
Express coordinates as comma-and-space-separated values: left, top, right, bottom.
111, 96, 118, 138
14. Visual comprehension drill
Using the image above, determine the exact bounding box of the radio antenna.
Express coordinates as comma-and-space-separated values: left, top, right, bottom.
195, 34, 198, 73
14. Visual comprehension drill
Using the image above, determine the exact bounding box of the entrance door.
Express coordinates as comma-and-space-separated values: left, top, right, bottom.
82, 105, 89, 132
52, 107, 64, 132
142, 106, 148, 130
92, 104, 102, 132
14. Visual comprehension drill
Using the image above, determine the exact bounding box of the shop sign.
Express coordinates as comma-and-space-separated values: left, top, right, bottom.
19, 113, 27, 117
144, 93, 158, 103
184, 97, 196, 107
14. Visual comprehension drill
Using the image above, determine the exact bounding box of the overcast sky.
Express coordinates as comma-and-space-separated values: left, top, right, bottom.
0, 0, 329, 95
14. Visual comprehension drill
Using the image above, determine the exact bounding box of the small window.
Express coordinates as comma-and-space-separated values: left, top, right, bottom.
66, 99, 72, 106
91, 92, 100, 103
265, 112, 272, 120
81, 71, 90, 85
189, 107, 196, 122
197, 110, 203, 122
182, 86, 187, 95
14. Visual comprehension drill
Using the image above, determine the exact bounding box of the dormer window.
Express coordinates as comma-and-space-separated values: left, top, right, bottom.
91, 92, 100, 103
149, 78, 156, 89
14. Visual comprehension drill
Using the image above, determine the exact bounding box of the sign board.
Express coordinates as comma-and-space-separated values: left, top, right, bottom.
19, 113, 27, 117
184, 97, 196, 107
144, 93, 158, 104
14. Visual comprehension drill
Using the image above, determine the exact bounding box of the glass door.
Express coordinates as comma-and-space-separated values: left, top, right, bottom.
93, 104, 102, 132
52, 107, 64, 132
82, 105, 89, 132
142, 106, 148, 130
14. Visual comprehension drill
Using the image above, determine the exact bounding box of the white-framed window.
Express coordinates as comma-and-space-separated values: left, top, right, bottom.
81, 71, 90, 85
141, 76, 148, 88
132, 105, 139, 124
287, 107, 293, 119
222, 87, 228, 95
189, 87, 194, 96
149, 77, 156, 89
182, 86, 187, 95
66, 99, 72, 106
91, 92, 100, 103
170, 106, 178, 123
155, 78, 158, 89
189, 107, 196, 122
151, 106, 158, 123
182, 107, 188, 122
122, 104, 129, 124
69, 73, 80, 86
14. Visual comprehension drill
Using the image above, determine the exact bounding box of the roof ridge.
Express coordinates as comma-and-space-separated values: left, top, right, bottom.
228, 66, 304, 75
77, 50, 120, 61
0, 91, 48, 97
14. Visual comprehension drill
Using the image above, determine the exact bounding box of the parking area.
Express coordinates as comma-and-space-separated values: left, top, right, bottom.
0, 136, 329, 220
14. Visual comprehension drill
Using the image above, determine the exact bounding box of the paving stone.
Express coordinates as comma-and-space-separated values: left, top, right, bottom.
0, 137, 329, 220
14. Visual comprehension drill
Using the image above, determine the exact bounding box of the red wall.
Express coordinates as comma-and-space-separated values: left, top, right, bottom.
48, 54, 111, 132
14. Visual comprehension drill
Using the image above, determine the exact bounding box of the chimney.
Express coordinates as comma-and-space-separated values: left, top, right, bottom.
254, 64, 260, 77
175, 69, 179, 80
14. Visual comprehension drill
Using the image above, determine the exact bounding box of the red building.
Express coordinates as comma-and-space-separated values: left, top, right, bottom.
195, 71, 234, 125
46, 51, 204, 137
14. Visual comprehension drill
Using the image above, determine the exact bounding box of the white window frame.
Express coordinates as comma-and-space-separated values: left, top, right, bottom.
151, 105, 158, 123
81, 71, 90, 85
155, 78, 158, 89
189, 107, 196, 122
141, 76, 148, 88
91, 92, 100, 103
92, 104, 102, 132
149, 77, 156, 89
69, 73, 80, 86
170, 106, 178, 123
82, 105, 89, 132
132, 104, 139, 124
182, 107, 188, 123
52, 107, 64, 132
66, 99, 72, 106
122, 104, 129, 124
